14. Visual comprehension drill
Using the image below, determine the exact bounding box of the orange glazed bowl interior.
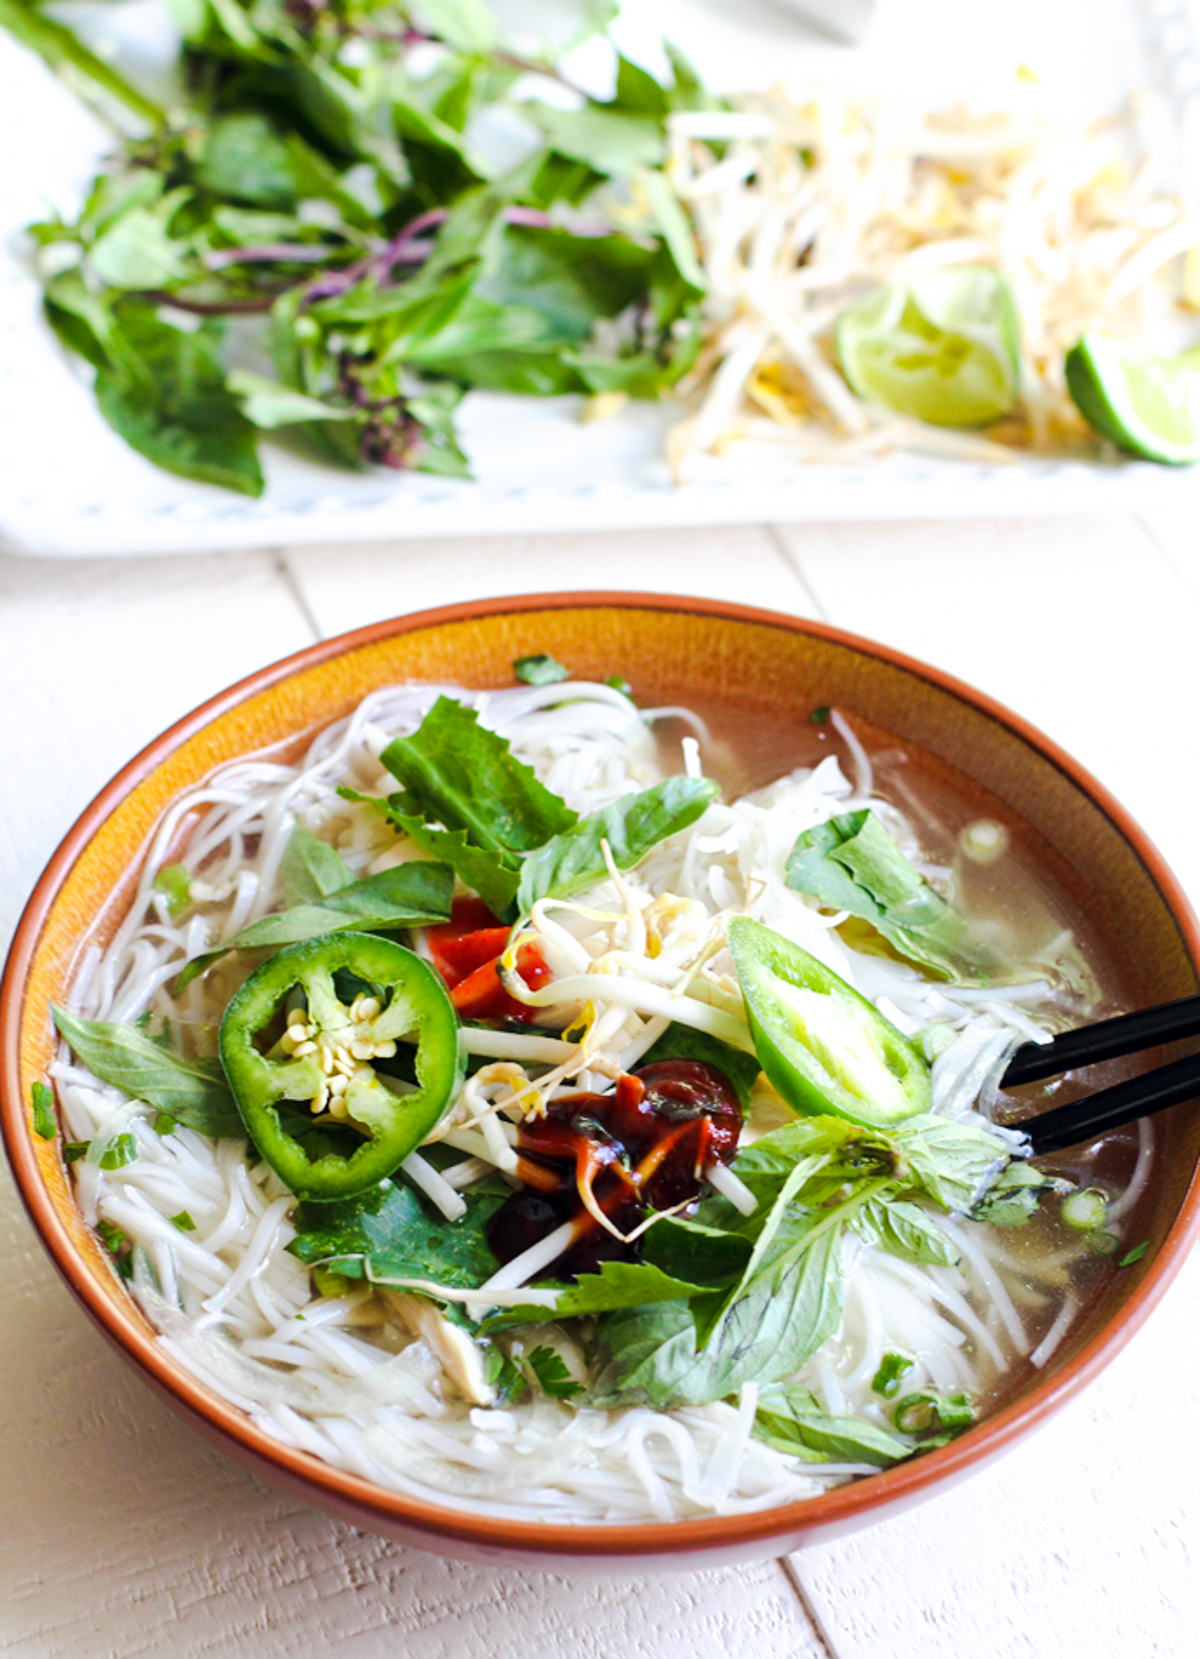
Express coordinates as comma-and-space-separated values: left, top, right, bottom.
4, 592, 1200, 1570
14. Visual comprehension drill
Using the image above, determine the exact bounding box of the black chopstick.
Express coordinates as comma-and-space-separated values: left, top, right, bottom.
1001, 993, 1200, 1089
1022, 1049, 1200, 1156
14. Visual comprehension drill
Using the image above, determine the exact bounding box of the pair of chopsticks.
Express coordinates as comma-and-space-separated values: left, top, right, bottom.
1000, 994, 1200, 1155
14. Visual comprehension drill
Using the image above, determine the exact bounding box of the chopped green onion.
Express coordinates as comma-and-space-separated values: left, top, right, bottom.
1119, 1241, 1150, 1267
1086, 1230, 1121, 1257
95, 1219, 127, 1254
871, 1353, 914, 1399
513, 653, 569, 686
64, 1140, 91, 1163
1061, 1187, 1109, 1231
894, 1390, 974, 1435
606, 675, 633, 698
809, 705, 831, 725
31, 1081, 57, 1139
153, 1112, 178, 1136
170, 1211, 196, 1232
152, 863, 192, 917
99, 1133, 137, 1170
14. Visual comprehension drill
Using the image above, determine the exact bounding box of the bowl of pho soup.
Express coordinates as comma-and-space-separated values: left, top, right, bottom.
4, 593, 1200, 1569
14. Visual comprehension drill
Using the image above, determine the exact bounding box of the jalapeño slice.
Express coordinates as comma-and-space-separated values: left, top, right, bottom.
219, 932, 464, 1201
727, 915, 930, 1128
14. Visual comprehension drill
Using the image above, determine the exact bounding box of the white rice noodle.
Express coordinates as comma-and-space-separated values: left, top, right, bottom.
50, 676, 1127, 1525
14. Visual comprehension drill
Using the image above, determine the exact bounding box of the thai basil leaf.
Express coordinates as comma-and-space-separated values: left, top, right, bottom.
51, 1007, 242, 1138
887, 1114, 1013, 1214
753, 1384, 914, 1467
969, 1160, 1061, 1226
228, 371, 357, 432
409, 0, 498, 53
515, 776, 718, 912
526, 104, 666, 174
195, 113, 299, 209
279, 825, 354, 907
288, 1175, 506, 1288
381, 697, 577, 855
94, 310, 264, 497
851, 1197, 961, 1266
589, 1223, 845, 1409
785, 810, 995, 980
173, 859, 455, 989
87, 191, 191, 289
639, 1215, 755, 1286
638, 1022, 761, 1108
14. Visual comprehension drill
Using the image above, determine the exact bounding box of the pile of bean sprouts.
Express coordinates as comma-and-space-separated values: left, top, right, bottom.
51, 681, 1154, 1522
661, 82, 1199, 473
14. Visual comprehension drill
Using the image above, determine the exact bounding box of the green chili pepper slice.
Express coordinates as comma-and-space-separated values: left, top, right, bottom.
219, 932, 464, 1201
727, 915, 930, 1128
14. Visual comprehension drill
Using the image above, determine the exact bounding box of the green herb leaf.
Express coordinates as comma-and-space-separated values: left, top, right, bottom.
95, 310, 264, 497
174, 858, 454, 988
31, 1081, 57, 1140
513, 653, 569, 686
152, 864, 192, 918
482, 1258, 718, 1331
526, 104, 666, 174
785, 810, 995, 980
871, 1352, 914, 1399
170, 1210, 197, 1232
483, 1344, 528, 1404
590, 1223, 845, 1409
288, 1175, 506, 1289
64, 1140, 91, 1163
1120, 1241, 1150, 1267
526, 1345, 584, 1398
851, 1196, 960, 1266
970, 1160, 1060, 1226
0, 0, 165, 130
753, 1384, 913, 1466
279, 826, 354, 908
809, 706, 830, 725
339, 791, 521, 917
516, 776, 718, 913
382, 697, 577, 856
51, 1007, 243, 1138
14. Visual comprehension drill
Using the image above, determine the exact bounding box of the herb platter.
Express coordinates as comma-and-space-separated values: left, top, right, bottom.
1, 0, 1198, 557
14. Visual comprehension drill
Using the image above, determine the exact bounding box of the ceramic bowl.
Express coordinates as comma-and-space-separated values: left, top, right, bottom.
4, 592, 1200, 1570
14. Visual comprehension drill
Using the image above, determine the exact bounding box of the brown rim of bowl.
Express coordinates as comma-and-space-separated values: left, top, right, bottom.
4, 590, 1200, 1562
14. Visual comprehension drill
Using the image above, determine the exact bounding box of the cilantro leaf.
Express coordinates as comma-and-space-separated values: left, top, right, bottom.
526, 1346, 584, 1398
288, 1174, 505, 1290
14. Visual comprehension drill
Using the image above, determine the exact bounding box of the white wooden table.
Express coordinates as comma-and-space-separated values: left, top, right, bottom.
3, 514, 1198, 1658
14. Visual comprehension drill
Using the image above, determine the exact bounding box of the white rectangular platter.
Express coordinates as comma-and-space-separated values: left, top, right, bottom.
2, 0, 1199, 556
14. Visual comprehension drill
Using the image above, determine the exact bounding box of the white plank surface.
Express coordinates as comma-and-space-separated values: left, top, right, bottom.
0, 536, 828, 1659
3, 515, 1198, 1658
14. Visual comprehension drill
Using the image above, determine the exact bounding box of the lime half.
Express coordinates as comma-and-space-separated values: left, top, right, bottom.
835, 266, 1021, 427
1066, 334, 1200, 465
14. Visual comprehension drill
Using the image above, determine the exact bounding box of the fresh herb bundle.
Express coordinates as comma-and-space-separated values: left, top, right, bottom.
6, 0, 711, 494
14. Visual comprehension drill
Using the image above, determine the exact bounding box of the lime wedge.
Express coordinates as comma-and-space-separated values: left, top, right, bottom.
835, 266, 1020, 427
1065, 334, 1200, 464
